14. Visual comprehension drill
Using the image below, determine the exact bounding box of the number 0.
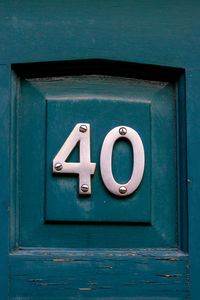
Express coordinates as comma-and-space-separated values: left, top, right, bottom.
100, 126, 145, 196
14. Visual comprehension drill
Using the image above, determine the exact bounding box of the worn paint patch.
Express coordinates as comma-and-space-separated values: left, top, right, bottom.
157, 274, 183, 278
52, 258, 88, 262
53, 258, 75, 261
156, 257, 181, 261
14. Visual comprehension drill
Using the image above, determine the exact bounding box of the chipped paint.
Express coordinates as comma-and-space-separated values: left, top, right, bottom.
28, 279, 43, 282
52, 258, 88, 262
37, 283, 68, 286
157, 274, 183, 278
156, 257, 181, 261
53, 258, 75, 261
10, 249, 189, 298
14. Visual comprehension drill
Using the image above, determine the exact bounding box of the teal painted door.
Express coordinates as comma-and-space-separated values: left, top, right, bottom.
10, 62, 188, 299
0, 1, 200, 299
18, 73, 177, 250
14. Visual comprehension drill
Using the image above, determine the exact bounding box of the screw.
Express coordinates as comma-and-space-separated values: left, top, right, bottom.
54, 162, 63, 171
79, 125, 87, 133
119, 186, 127, 194
81, 184, 89, 192
119, 127, 127, 135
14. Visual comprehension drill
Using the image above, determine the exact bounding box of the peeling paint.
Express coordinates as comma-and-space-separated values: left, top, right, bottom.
37, 283, 68, 286
156, 257, 181, 261
157, 274, 183, 278
52, 258, 88, 262
28, 279, 43, 282
53, 259, 75, 261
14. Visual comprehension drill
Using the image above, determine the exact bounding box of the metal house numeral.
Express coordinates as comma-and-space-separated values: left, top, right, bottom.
53, 123, 96, 195
53, 124, 145, 197
100, 126, 145, 196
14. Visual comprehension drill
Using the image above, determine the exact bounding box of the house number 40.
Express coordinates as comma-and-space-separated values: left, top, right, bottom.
53, 123, 145, 197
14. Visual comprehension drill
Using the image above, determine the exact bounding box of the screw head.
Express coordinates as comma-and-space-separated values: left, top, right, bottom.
81, 184, 89, 193
54, 162, 63, 171
79, 125, 87, 133
119, 186, 127, 194
119, 127, 127, 136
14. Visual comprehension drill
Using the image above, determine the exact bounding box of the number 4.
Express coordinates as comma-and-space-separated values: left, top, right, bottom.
53, 123, 96, 195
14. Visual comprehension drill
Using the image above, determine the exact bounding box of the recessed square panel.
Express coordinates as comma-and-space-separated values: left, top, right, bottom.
18, 75, 177, 248
46, 99, 151, 223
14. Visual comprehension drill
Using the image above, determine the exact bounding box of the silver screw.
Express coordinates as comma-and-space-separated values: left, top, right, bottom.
81, 184, 89, 192
119, 186, 127, 194
79, 125, 87, 133
54, 162, 63, 171
119, 127, 127, 135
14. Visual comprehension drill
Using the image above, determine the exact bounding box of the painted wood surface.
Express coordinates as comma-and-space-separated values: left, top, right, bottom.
186, 70, 200, 299
0, 65, 10, 299
0, 0, 199, 298
0, 1, 200, 69
17, 75, 177, 249
8, 64, 188, 299
10, 250, 189, 300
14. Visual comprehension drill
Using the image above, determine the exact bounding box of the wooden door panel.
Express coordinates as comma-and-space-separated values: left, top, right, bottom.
17, 73, 176, 249
10, 250, 188, 299
1, 1, 200, 298
8, 61, 189, 299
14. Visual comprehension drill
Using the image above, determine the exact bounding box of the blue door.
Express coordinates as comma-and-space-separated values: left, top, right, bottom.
0, 1, 199, 299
